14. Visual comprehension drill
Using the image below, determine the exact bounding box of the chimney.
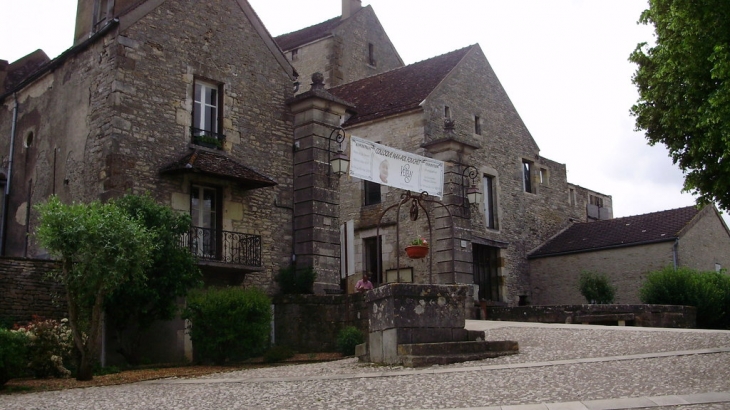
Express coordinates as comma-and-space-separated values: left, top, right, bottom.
342, 0, 362, 20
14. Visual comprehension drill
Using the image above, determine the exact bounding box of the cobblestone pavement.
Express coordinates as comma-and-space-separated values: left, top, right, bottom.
1, 321, 728, 410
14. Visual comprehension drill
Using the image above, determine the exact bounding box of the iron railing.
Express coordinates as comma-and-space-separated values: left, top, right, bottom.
181, 227, 262, 267
190, 127, 226, 148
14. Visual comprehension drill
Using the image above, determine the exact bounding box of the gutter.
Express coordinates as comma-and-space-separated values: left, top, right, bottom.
0, 93, 18, 255
673, 238, 679, 270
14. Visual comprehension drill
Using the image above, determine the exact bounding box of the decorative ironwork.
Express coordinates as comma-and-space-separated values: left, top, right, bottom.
180, 227, 262, 267
376, 191, 456, 284
190, 127, 226, 148
327, 127, 349, 176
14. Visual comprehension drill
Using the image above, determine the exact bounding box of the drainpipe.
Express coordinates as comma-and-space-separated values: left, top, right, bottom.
0, 93, 18, 256
672, 238, 679, 270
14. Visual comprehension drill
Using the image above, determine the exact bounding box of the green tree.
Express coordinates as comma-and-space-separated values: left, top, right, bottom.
577, 271, 616, 304
629, 0, 730, 210
35, 197, 154, 380
105, 194, 202, 365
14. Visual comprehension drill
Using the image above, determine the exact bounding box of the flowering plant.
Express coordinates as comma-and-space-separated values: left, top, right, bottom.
12, 316, 74, 378
410, 237, 428, 247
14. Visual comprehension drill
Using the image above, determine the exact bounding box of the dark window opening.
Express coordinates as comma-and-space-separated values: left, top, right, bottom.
444, 106, 451, 119
474, 116, 481, 135
363, 236, 382, 286
368, 43, 376, 66
483, 175, 497, 229
364, 180, 381, 205
473, 244, 500, 301
522, 160, 532, 193
291, 49, 298, 61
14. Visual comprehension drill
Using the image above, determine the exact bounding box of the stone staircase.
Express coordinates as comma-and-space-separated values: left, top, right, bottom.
398, 340, 519, 367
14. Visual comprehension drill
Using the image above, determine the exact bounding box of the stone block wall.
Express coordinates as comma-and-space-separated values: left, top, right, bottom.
677, 207, 730, 272
0, 257, 65, 326
273, 293, 368, 352
486, 304, 697, 328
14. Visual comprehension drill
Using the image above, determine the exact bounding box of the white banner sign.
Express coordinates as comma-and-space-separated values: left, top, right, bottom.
348, 136, 444, 198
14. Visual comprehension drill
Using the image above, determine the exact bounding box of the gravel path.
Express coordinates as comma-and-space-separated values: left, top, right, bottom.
1, 321, 728, 409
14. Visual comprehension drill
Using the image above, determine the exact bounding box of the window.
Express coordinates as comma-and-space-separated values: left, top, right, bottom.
363, 180, 381, 205
368, 43, 376, 66
444, 106, 451, 119
716, 263, 723, 272
474, 116, 481, 135
291, 49, 298, 61
569, 188, 576, 206
483, 175, 497, 229
192, 80, 223, 145
363, 236, 382, 286
190, 185, 220, 259
590, 194, 604, 208
539, 168, 549, 185
93, 0, 112, 31
522, 160, 533, 193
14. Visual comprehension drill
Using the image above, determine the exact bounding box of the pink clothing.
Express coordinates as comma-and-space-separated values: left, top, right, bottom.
355, 279, 374, 292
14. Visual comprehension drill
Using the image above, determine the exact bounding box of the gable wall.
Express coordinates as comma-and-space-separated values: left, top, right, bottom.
529, 241, 675, 305
678, 208, 730, 272
112, 0, 295, 289
422, 48, 587, 300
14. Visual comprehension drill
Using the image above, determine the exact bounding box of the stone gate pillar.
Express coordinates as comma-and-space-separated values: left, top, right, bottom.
287, 73, 354, 293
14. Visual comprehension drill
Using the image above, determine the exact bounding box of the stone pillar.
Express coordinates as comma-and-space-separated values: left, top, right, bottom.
422, 134, 479, 285
287, 73, 354, 294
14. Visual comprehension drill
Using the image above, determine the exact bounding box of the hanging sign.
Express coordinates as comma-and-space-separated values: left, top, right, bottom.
348, 136, 444, 198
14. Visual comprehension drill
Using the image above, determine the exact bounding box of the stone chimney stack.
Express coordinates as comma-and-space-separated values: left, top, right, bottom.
342, 0, 362, 20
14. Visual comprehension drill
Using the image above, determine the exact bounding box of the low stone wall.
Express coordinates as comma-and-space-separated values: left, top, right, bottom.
0, 257, 66, 326
485, 304, 697, 328
272, 293, 369, 352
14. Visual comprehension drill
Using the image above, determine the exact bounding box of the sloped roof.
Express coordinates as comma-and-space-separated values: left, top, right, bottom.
529, 206, 701, 258
274, 16, 342, 51
160, 149, 277, 190
328, 46, 473, 126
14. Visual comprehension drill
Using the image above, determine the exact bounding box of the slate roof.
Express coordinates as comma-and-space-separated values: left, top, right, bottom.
160, 149, 277, 190
529, 206, 701, 258
274, 16, 342, 51
328, 46, 473, 126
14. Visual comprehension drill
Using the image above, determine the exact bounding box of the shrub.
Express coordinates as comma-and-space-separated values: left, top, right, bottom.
336, 326, 364, 356
275, 265, 317, 294
183, 287, 271, 365
640, 266, 730, 329
13, 316, 74, 378
263, 345, 295, 363
0, 329, 29, 386
578, 271, 616, 304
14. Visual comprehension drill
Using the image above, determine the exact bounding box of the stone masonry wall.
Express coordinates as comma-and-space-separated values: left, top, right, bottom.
0, 257, 66, 326
106, 0, 296, 290
529, 241, 675, 305
677, 207, 730, 272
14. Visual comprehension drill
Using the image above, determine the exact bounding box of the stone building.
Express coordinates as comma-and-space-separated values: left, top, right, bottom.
0, 0, 300, 290
529, 205, 730, 305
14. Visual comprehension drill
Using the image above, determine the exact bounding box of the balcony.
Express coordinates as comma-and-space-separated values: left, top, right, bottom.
191, 127, 226, 149
181, 227, 262, 269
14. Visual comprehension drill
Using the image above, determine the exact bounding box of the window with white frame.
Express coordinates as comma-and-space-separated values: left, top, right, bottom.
483, 175, 498, 229
193, 80, 221, 140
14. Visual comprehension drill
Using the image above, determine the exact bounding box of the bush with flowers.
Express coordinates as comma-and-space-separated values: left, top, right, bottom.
410, 237, 428, 247
12, 316, 74, 378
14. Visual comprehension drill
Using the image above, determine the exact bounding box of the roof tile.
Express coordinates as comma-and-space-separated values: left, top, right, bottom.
160, 149, 277, 190
274, 16, 341, 51
529, 206, 701, 258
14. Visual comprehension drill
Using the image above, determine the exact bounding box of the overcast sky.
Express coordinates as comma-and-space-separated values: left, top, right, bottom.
1, 0, 726, 224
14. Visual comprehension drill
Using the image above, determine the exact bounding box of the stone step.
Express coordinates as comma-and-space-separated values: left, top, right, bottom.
398, 340, 517, 356
400, 350, 513, 367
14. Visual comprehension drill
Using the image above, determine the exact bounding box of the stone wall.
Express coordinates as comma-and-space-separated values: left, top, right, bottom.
485, 304, 697, 328
273, 293, 368, 352
0, 257, 65, 326
529, 242, 674, 305
678, 206, 730, 272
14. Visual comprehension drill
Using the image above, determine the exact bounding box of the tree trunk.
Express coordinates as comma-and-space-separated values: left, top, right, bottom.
76, 354, 94, 381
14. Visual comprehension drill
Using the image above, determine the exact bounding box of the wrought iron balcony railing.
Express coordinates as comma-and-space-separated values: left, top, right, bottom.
180, 227, 262, 267
190, 127, 226, 149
